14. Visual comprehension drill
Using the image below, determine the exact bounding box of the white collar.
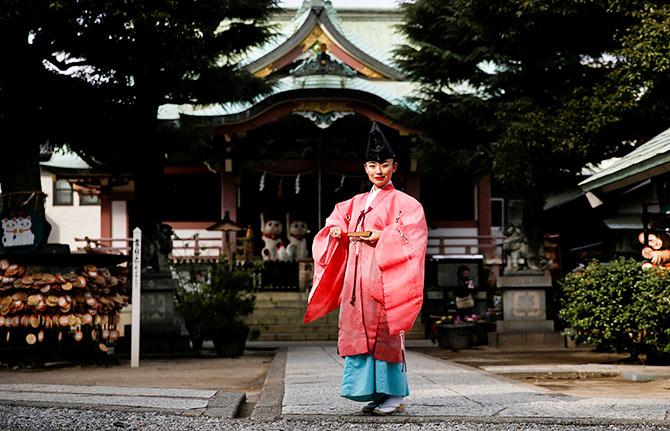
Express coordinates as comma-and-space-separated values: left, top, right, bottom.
365, 181, 392, 209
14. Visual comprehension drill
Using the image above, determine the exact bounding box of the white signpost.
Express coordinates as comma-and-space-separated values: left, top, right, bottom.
131, 227, 142, 368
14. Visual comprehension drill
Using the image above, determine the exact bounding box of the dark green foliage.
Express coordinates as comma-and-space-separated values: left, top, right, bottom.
632, 264, 670, 360
205, 263, 257, 330
0, 1, 83, 193
559, 258, 670, 362
50, 0, 277, 167
174, 262, 258, 349
0, 0, 276, 265
0, 0, 276, 247
604, 3, 670, 140
395, 0, 669, 200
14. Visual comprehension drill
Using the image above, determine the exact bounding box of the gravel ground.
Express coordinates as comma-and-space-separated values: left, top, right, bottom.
1, 406, 668, 431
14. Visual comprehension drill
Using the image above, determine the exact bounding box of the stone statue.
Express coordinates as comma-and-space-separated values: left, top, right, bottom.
285, 214, 310, 261
260, 213, 284, 261
502, 224, 546, 273
142, 223, 174, 273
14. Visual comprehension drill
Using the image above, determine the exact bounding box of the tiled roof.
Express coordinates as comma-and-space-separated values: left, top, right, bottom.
244, 0, 404, 79
321, 3, 401, 68
242, 9, 312, 66
158, 75, 417, 120
158, 1, 414, 122
336, 18, 405, 68
40, 151, 92, 170
579, 127, 670, 192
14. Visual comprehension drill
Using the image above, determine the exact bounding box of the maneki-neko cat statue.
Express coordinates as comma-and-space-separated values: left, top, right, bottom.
260, 213, 284, 261
286, 215, 310, 261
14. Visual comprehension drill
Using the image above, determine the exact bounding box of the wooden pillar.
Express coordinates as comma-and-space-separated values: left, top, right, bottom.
405, 172, 420, 200
405, 157, 420, 200
101, 196, 112, 247
221, 138, 237, 221
220, 140, 238, 256
220, 172, 237, 221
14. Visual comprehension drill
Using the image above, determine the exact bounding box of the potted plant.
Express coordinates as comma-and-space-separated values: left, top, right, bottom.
203, 263, 257, 356
173, 279, 207, 351
174, 262, 258, 356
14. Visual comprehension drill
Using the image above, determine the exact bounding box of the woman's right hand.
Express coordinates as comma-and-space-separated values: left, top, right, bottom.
329, 226, 342, 238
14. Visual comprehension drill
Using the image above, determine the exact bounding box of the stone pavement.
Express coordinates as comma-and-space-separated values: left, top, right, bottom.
282, 345, 670, 421
0, 383, 244, 418
2, 342, 670, 426
482, 363, 670, 382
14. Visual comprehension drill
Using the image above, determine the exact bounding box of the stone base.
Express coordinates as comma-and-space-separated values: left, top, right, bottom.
496, 320, 555, 333
138, 272, 190, 354
497, 273, 552, 288
488, 331, 565, 349
117, 326, 190, 355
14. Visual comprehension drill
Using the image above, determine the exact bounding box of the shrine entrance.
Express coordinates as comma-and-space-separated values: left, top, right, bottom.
233, 113, 414, 244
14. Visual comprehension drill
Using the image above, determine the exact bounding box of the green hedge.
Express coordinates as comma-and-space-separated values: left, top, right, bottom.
559, 257, 670, 362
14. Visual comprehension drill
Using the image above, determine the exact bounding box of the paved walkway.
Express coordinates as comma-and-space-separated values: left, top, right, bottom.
2, 344, 670, 424
283, 345, 670, 421
482, 363, 670, 382
0, 383, 243, 418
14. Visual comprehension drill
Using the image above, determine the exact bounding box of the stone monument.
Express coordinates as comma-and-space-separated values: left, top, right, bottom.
135, 223, 188, 353
489, 214, 564, 348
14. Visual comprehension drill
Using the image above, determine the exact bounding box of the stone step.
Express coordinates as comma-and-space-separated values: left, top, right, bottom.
256, 331, 425, 342
255, 291, 308, 301
248, 294, 426, 341
245, 314, 339, 325
248, 308, 306, 318
248, 317, 423, 330
249, 324, 338, 334
488, 331, 565, 349
256, 333, 339, 342
254, 300, 309, 309
251, 325, 423, 338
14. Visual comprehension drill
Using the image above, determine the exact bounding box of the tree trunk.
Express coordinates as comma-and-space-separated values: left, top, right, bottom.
0, 140, 51, 251
132, 121, 173, 272
0, 142, 43, 195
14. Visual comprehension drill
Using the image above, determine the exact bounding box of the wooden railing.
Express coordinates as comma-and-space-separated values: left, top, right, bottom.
170, 234, 223, 262
427, 235, 500, 257
74, 237, 131, 254
76, 234, 501, 259
75, 234, 224, 261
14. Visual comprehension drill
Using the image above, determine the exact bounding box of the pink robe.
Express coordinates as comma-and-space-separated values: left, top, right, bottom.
304, 184, 428, 362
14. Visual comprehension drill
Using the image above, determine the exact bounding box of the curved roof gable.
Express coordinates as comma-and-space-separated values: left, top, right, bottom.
247, 0, 404, 80
580, 126, 670, 192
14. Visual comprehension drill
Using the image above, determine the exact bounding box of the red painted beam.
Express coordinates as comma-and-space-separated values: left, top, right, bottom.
100, 197, 112, 247
212, 99, 413, 136
163, 166, 212, 175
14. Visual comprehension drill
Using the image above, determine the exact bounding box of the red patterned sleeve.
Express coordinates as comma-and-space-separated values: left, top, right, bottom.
304, 199, 353, 324
375, 201, 428, 335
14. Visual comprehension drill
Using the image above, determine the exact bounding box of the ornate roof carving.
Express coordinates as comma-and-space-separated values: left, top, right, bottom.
246, 0, 404, 80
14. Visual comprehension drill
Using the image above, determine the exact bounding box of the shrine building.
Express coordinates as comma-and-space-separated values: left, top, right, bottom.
148, 0, 498, 261
38, 0, 506, 343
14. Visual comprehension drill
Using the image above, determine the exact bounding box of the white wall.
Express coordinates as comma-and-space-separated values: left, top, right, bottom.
41, 171, 101, 252
111, 200, 128, 249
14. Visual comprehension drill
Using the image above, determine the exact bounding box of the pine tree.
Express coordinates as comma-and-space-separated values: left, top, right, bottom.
396, 0, 669, 246
0, 0, 276, 256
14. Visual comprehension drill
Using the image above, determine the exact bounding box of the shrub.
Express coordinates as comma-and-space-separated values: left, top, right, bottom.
173, 261, 258, 353
559, 257, 670, 362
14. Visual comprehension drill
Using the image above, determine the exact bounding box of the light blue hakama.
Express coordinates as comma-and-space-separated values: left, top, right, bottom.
340, 354, 409, 401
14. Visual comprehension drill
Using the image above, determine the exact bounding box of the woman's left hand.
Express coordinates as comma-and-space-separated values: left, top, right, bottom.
360, 230, 381, 244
